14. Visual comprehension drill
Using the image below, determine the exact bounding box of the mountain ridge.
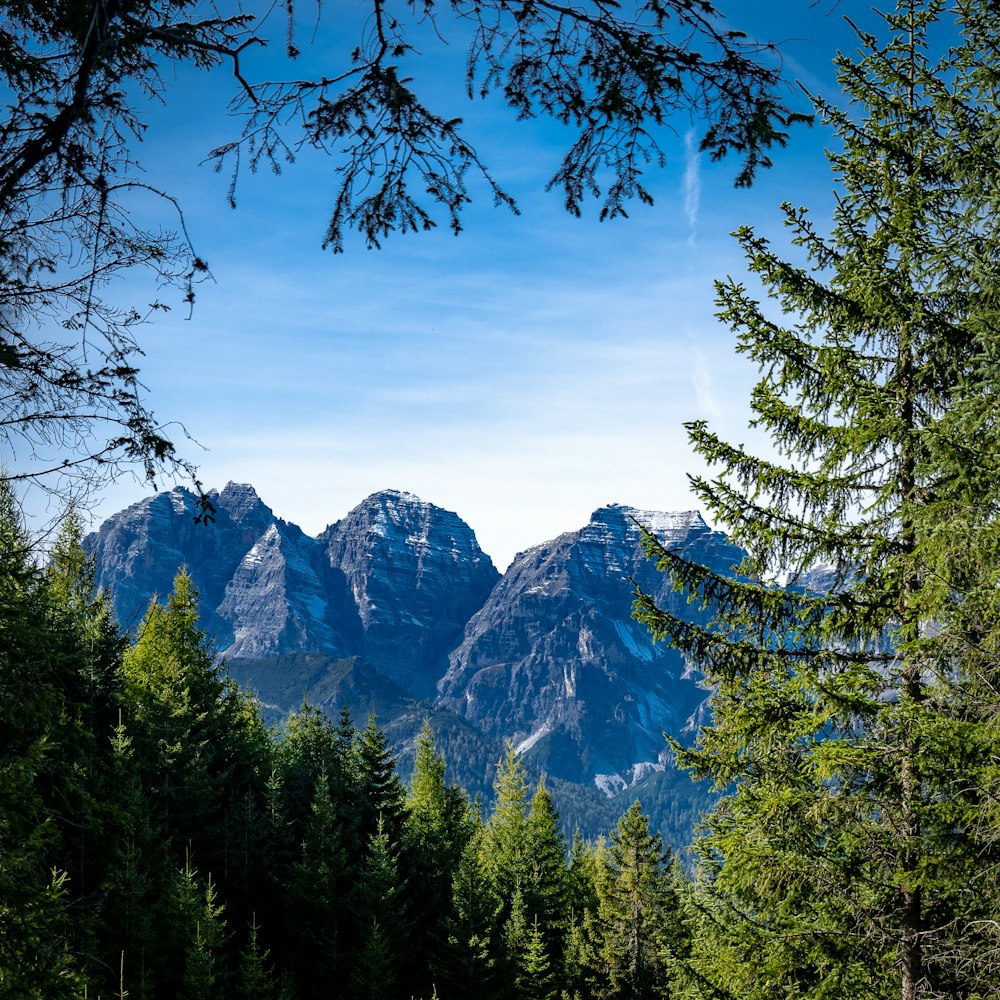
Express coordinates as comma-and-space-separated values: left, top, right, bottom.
87, 482, 741, 836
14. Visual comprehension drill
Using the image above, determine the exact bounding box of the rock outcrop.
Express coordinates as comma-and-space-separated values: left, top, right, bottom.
88, 485, 499, 696
89, 486, 751, 798
436, 505, 742, 786
318, 490, 500, 696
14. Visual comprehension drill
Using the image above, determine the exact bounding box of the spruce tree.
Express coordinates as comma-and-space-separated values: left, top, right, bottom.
42, 506, 125, 976
120, 570, 269, 877
404, 720, 471, 997
99, 716, 171, 1000
273, 702, 357, 856
353, 713, 407, 849
524, 779, 569, 977
175, 861, 229, 1000
522, 915, 558, 1000
440, 814, 501, 1000
481, 743, 532, 910
284, 768, 351, 998
581, 803, 678, 1000
349, 817, 409, 1000
237, 914, 279, 1000
0, 481, 90, 996
633, 3, 1000, 997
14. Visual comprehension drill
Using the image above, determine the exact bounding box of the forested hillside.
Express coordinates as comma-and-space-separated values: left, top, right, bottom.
0, 491, 689, 999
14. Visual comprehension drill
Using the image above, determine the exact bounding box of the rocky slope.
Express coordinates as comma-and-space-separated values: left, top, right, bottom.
319, 490, 500, 696
90, 482, 282, 639
437, 505, 742, 787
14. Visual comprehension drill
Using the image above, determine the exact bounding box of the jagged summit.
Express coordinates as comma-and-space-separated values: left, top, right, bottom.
437, 503, 736, 785
606, 505, 707, 540
214, 481, 270, 522
88, 485, 501, 697
87, 484, 737, 791
319, 490, 499, 695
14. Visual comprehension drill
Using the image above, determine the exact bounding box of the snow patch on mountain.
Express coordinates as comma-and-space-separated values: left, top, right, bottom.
516, 724, 551, 754
614, 619, 654, 661
594, 773, 628, 796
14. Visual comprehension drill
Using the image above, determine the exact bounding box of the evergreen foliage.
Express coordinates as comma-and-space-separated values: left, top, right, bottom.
632, 3, 1000, 998
5, 10, 1000, 987
404, 720, 473, 996
0, 480, 104, 994
589, 802, 679, 1000
441, 815, 500, 1000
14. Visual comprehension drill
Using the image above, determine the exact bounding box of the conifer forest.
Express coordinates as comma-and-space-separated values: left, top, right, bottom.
5, 0, 1000, 998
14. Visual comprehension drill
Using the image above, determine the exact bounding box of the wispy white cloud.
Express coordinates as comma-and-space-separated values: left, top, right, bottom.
683, 130, 701, 242
691, 345, 721, 420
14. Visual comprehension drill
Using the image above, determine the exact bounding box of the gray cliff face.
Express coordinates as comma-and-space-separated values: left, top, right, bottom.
216, 520, 355, 659
88, 482, 350, 656
437, 505, 742, 787
319, 490, 501, 696
89, 482, 275, 637
88, 485, 499, 694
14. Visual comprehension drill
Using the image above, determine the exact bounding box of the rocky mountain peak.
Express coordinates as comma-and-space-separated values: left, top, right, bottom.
437, 505, 738, 787
606, 504, 707, 539
320, 490, 500, 695
215, 481, 271, 524
87, 484, 742, 798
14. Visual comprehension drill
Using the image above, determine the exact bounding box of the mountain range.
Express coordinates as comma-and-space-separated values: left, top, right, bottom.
87, 483, 744, 840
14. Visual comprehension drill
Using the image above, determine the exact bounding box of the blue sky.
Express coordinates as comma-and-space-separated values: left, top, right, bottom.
55, 1, 869, 569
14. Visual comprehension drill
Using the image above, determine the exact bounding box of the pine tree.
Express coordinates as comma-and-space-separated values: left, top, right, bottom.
99, 716, 171, 1000
565, 830, 601, 923
581, 803, 678, 1000
440, 814, 501, 1000
404, 720, 471, 997
237, 914, 279, 1000
481, 744, 532, 910
561, 832, 605, 1000
43, 508, 126, 974
522, 915, 558, 1000
353, 713, 407, 849
348, 817, 409, 1000
525, 779, 568, 939
503, 886, 531, 1000
44, 504, 123, 722
120, 570, 268, 875
284, 767, 351, 999
477, 747, 573, 999
175, 861, 229, 1000
273, 702, 357, 854
633, 3, 1000, 997
0, 481, 90, 996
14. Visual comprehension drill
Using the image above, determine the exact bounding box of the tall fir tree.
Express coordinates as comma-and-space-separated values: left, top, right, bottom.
404, 720, 472, 997
440, 810, 501, 1000
0, 481, 91, 996
174, 859, 229, 1000
524, 779, 569, 976
120, 570, 269, 878
284, 767, 351, 999
348, 817, 409, 1000
98, 716, 168, 1000
580, 803, 679, 1000
481, 744, 532, 910
633, 3, 1000, 998
42, 506, 125, 974
353, 713, 407, 850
